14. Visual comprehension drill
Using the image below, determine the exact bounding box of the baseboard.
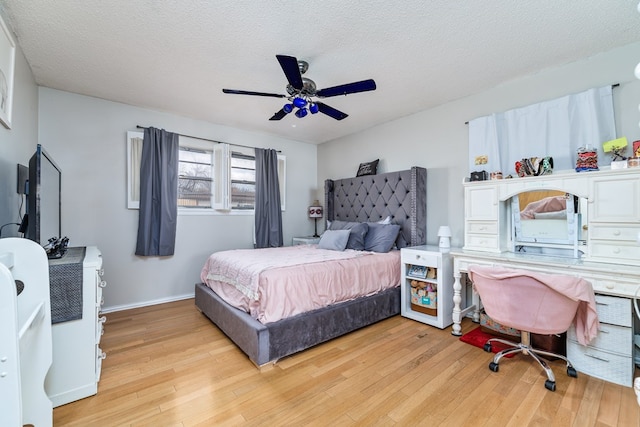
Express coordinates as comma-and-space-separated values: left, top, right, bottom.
101, 292, 195, 313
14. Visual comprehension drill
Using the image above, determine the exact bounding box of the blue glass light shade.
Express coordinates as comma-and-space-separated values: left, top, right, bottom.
283, 103, 294, 113
295, 108, 308, 118
293, 97, 307, 108
309, 103, 319, 114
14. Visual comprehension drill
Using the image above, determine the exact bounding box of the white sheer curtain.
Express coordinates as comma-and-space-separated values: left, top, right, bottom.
469, 86, 616, 176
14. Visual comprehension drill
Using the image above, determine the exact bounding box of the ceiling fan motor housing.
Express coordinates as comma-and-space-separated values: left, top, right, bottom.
222, 54, 376, 121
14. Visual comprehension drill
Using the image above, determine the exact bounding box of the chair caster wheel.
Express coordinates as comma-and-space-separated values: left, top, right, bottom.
489, 362, 499, 372
567, 366, 578, 378
483, 343, 492, 352
545, 380, 556, 391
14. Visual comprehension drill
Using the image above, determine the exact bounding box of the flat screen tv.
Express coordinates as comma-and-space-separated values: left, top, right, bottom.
25, 144, 62, 246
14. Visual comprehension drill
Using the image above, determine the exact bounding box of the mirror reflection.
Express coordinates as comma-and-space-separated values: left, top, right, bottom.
510, 190, 587, 257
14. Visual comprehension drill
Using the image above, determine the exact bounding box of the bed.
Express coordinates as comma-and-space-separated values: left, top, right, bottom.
194, 166, 426, 366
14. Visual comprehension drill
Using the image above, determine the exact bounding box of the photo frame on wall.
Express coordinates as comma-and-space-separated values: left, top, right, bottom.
0, 14, 15, 129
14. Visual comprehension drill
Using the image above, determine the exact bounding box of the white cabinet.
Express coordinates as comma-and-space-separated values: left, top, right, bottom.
588, 173, 640, 266
45, 246, 106, 407
463, 184, 503, 252
567, 294, 634, 387
400, 246, 455, 329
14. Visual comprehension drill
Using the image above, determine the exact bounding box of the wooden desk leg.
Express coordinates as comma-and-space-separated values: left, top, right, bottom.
452, 269, 463, 336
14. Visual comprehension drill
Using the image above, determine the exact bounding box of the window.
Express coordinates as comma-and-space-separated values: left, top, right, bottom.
178, 147, 213, 208
230, 151, 256, 210
127, 131, 286, 213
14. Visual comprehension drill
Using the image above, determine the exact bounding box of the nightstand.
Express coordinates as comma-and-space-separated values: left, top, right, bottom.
292, 236, 321, 246
400, 245, 456, 329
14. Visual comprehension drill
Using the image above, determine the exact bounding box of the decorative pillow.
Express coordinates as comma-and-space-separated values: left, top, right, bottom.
376, 216, 392, 225
328, 220, 369, 250
356, 159, 379, 177
364, 223, 401, 253
318, 229, 350, 251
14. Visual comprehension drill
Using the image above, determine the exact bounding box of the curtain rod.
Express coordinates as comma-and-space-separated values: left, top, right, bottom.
135, 125, 281, 153
463, 83, 620, 125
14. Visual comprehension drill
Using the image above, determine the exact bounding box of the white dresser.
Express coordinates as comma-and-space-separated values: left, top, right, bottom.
45, 246, 106, 407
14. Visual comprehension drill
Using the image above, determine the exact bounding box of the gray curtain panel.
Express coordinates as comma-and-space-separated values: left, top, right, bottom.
135, 127, 179, 256
254, 148, 283, 248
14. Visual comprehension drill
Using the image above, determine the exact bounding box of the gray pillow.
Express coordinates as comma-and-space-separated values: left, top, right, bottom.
328, 220, 369, 250
318, 229, 350, 251
364, 223, 401, 253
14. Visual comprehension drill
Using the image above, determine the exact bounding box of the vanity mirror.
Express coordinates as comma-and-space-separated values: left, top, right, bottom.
510, 190, 586, 257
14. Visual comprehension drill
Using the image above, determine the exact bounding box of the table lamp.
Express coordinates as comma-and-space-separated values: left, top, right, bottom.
308, 201, 323, 237
438, 225, 452, 250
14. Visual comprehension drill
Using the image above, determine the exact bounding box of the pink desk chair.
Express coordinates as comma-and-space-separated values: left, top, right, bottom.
469, 265, 598, 392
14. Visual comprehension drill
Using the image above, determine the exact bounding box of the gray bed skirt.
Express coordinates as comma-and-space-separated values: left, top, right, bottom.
195, 282, 401, 366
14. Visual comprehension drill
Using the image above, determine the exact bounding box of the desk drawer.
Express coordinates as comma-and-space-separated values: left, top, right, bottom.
594, 294, 632, 327
467, 221, 498, 235
567, 323, 632, 356
566, 342, 632, 387
589, 241, 640, 263
464, 234, 499, 251
589, 224, 640, 241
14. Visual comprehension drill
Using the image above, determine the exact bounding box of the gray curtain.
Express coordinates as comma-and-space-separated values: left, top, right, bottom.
254, 148, 283, 248
135, 127, 179, 256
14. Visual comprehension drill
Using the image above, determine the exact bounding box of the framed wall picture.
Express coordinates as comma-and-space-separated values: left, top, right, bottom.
0, 14, 15, 129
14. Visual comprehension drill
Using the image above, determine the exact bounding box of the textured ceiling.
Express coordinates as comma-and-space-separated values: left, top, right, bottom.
2, 1, 640, 144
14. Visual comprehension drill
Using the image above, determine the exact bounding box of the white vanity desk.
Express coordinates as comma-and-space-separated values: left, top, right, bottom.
452, 166, 640, 387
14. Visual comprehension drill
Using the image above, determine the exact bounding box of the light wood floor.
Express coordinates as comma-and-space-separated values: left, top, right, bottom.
53, 299, 640, 426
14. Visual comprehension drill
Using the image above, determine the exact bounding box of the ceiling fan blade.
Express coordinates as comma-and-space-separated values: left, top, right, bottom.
316, 79, 377, 98
269, 108, 288, 121
317, 102, 348, 120
222, 88, 286, 98
276, 55, 303, 90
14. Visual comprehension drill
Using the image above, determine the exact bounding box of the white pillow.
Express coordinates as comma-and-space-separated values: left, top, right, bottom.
377, 216, 392, 225
318, 229, 350, 251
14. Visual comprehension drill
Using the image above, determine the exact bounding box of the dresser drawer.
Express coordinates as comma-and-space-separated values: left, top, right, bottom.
593, 294, 632, 327
96, 311, 107, 344
589, 241, 640, 263
467, 221, 498, 235
464, 234, 499, 251
590, 224, 640, 241
96, 346, 106, 382
589, 279, 640, 298
567, 341, 633, 387
567, 323, 632, 356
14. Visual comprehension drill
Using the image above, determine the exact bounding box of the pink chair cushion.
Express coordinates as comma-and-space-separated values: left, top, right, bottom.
469, 265, 599, 345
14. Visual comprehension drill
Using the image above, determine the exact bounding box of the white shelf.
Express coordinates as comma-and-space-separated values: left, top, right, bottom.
400, 245, 455, 329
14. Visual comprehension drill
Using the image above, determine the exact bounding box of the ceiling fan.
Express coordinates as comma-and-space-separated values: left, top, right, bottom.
222, 55, 376, 121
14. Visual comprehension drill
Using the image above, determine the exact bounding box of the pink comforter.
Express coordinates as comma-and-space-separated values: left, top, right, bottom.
201, 245, 401, 324
469, 265, 598, 345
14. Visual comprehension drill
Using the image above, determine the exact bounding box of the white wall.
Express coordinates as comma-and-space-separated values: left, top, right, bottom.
318, 41, 640, 248
0, 22, 38, 237
37, 88, 317, 311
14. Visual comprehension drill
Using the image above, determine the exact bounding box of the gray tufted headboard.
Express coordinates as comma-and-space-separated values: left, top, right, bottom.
324, 167, 427, 249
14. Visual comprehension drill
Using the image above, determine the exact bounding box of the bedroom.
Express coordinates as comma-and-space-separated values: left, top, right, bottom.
1, 1, 640, 425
